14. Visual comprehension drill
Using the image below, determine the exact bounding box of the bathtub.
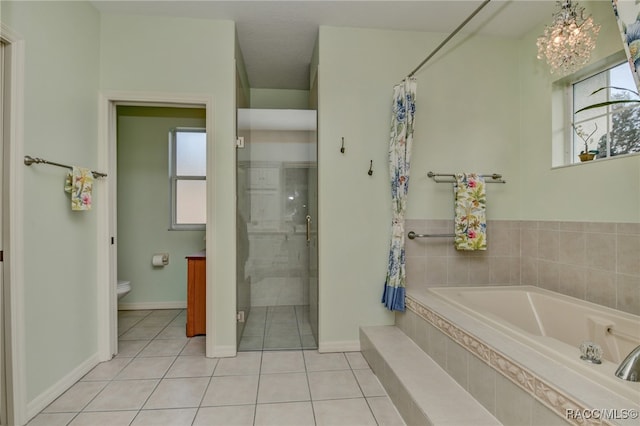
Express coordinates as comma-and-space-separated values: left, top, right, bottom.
427, 285, 640, 405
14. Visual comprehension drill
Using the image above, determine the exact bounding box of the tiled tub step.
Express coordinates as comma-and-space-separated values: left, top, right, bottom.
360, 325, 501, 426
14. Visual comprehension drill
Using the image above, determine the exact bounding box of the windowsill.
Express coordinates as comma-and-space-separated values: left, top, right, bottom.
552, 150, 640, 170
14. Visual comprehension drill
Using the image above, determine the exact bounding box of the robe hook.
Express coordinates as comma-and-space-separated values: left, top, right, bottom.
368, 160, 373, 176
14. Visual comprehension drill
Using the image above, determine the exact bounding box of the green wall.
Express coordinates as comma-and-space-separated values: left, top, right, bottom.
314, 1, 639, 348
518, 1, 640, 222
3, 0, 101, 408
250, 88, 310, 109
316, 26, 522, 349
100, 13, 238, 354
116, 107, 206, 307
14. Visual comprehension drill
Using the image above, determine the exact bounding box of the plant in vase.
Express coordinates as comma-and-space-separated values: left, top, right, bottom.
572, 123, 599, 161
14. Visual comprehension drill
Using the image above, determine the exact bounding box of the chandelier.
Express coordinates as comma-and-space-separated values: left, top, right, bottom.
536, 0, 601, 75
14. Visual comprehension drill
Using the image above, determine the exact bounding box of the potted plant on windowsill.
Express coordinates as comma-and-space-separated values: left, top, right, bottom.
572, 123, 599, 161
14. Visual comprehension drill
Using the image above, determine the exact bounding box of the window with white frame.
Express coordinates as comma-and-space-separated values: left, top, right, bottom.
170, 128, 206, 230
572, 62, 640, 163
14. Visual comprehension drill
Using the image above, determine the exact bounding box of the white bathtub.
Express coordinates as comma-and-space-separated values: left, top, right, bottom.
427, 285, 640, 404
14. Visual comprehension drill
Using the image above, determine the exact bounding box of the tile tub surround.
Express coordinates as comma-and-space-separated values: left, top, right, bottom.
397, 290, 640, 426
30, 309, 405, 426
405, 219, 640, 316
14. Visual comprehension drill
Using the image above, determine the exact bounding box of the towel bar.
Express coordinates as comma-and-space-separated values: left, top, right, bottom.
24, 155, 107, 178
427, 171, 505, 183
408, 231, 455, 239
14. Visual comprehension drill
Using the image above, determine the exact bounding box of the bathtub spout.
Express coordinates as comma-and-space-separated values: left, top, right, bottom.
615, 345, 640, 382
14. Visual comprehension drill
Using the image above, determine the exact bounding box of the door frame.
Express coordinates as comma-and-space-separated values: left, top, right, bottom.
0, 22, 27, 426
97, 91, 215, 360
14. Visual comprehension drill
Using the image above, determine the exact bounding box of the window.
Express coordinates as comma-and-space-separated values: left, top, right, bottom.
572, 62, 640, 163
169, 128, 206, 229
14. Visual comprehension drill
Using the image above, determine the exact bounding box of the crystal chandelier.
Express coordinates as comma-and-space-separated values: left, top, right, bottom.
536, 0, 601, 75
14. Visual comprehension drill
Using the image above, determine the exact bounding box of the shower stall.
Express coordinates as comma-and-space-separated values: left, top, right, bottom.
236, 109, 318, 351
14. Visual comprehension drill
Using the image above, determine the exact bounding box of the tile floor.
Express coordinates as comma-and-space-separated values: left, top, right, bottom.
238, 305, 317, 351
28, 309, 405, 426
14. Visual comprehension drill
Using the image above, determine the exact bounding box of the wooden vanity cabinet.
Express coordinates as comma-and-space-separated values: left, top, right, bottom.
186, 251, 206, 337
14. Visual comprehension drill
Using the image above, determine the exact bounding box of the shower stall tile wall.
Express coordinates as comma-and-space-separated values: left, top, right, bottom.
405, 219, 640, 316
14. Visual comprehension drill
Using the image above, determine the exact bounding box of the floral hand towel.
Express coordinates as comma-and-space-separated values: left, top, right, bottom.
454, 173, 486, 250
64, 166, 93, 211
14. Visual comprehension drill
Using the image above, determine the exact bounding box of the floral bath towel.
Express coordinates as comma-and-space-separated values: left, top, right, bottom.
454, 173, 486, 250
64, 166, 93, 211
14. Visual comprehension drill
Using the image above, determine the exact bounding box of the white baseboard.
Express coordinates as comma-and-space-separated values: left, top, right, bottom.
117, 301, 186, 310
318, 340, 361, 353
26, 352, 101, 421
209, 345, 236, 358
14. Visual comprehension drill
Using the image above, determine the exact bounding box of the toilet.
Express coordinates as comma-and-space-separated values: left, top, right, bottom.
117, 280, 131, 300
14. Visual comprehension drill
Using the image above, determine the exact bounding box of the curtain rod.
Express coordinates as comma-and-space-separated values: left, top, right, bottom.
407, 0, 491, 78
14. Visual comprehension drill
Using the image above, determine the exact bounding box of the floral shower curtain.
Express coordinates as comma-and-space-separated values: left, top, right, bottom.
382, 78, 417, 312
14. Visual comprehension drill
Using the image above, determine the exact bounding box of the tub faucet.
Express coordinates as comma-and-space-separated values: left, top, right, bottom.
615, 345, 640, 382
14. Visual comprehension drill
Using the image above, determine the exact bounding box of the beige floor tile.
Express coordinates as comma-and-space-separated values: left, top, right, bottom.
345, 352, 370, 369
34, 309, 401, 426
366, 396, 406, 426
308, 370, 362, 400
137, 316, 175, 327
263, 334, 302, 350
353, 369, 386, 397
238, 335, 264, 351
131, 408, 197, 426
303, 350, 349, 371
116, 340, 150, 358
261, 350, 305, 374
165, 355, 217, 378
26, 412, 76, 426
169, 315, 187, 327
84, 379, 158, 411
115, 356, 175, 379
138, 338, 188, 357
43, 381, 108, 412
118, 317, 142, 335
156, 326, 187, 339
313, 398, 377, 426
257, 372, 310, 404
201, 375, 259, 406
180, 336, 206, 356
193, 405, 255, 426
82, 357, 132, 381
118, 310, 152, 318
119, 326, 163, 340
214, 351, 261, 376
254, 401, 315, 426
68, 411, 138, 426
143, 377, 209, 409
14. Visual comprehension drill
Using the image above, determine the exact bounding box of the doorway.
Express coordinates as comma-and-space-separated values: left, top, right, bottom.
115, 106, 206, 312
236, 109, 318, 351
98, 93, 214, 360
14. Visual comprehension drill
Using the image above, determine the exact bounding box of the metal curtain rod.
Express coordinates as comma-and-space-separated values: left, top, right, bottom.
427, 171, 505, 183
407, 0, 491, 78
24, 155, 107, 178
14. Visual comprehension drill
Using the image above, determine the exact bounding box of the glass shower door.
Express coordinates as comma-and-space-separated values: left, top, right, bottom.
236, 109, 318, 351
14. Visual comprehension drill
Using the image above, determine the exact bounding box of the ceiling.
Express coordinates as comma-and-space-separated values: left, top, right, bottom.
91, 1, 557, 90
